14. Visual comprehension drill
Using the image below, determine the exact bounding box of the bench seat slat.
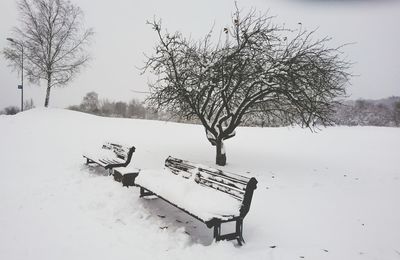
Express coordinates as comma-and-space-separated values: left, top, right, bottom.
84, 156, 108, 167
135, 169, 242, 222
99, 158, 125, 166
99, 158, 113, 165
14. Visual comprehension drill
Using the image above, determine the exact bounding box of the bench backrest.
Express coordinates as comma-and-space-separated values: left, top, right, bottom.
165, 156, 258, 218
102, 142, 135, 162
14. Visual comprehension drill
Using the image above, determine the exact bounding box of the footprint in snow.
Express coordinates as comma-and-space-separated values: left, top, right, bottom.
115, 219, 126, 225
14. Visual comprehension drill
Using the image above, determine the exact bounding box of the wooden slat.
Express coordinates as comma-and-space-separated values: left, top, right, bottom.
100, 158, 119, 165
199, 167, 250, 184
166, 156, 249, 184
165, 156, 251, 201
197, 174, 245, 194
137, 185, 238, 223
99, 159, 111, 165
198, 170, 247, 191
197, 179, 243, 201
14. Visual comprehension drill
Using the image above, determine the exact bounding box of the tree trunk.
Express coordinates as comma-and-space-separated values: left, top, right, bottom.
44, 77, 51, 107
216, 139, 227, 166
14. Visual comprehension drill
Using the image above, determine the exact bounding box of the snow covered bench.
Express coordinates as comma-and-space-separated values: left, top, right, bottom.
134, 156, 258, 245
83, 142, 136, 174
112, 167, 140, 187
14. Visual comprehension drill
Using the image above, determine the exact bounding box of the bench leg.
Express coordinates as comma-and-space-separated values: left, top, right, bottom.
236, 219, 244, 245
213, 219, 245, 246
213, 223, 221, 241
85, 158, 97, 166
140, 187, 155, 197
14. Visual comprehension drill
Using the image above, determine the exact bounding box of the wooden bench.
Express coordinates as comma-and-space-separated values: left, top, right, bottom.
134, 156, 258, 245
83, 142, 136, 174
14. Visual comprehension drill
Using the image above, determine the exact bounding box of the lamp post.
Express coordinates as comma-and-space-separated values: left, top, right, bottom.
6, 37, 24, 112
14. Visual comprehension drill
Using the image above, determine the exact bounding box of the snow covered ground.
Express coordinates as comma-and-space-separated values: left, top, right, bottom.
0, 108, 399, 260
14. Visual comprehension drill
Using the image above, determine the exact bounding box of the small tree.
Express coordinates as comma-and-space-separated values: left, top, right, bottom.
127, 99, 147, 118
24, 98, 35, 110
3, 0, 93, 107
80, 91, 99, 113
143, 7, 351, 166
394, 101, 400, 127
99, 99, 115, 116
115, 101, 128, 117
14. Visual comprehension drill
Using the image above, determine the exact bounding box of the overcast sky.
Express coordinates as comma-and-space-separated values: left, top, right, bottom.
0, 0, 399, 110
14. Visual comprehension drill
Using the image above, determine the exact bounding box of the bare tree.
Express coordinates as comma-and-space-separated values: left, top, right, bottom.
3, 0, 93, 107
115, 101, 128, 117
143, 7, 352, 166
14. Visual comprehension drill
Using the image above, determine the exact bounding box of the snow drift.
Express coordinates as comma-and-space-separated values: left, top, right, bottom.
0, 108, 399, 260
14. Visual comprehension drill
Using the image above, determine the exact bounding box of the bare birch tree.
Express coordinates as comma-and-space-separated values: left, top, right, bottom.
3, 0, 93, 107
143, 7, 352, 166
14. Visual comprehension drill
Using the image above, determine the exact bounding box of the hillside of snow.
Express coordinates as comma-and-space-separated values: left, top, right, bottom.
0, 108, 399, 260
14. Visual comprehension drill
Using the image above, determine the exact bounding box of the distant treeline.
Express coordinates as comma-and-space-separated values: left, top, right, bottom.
333, 97, 400, 127
2, 92, 399, 128
67, 91, 176, 121
66, 92, 400, 128
245, 96, 400, 128
67, 92, 152, 119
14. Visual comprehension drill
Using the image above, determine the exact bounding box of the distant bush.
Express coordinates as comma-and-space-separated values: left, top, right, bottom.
394, 101, 400, 127
2, 106, 20, 115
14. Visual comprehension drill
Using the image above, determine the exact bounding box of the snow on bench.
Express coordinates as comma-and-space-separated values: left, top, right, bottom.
112, 166, 140, 187
134, 156, 258, 245
83, 142, 135, 173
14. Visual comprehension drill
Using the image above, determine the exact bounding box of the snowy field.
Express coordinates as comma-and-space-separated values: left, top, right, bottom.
0, 108, 399, 260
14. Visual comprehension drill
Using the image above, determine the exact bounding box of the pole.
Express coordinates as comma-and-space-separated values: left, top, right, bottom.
7, 38, 24, 111
21, 44, 24, 112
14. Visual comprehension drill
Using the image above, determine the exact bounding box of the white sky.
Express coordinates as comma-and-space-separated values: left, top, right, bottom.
0, 0, 399, 110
